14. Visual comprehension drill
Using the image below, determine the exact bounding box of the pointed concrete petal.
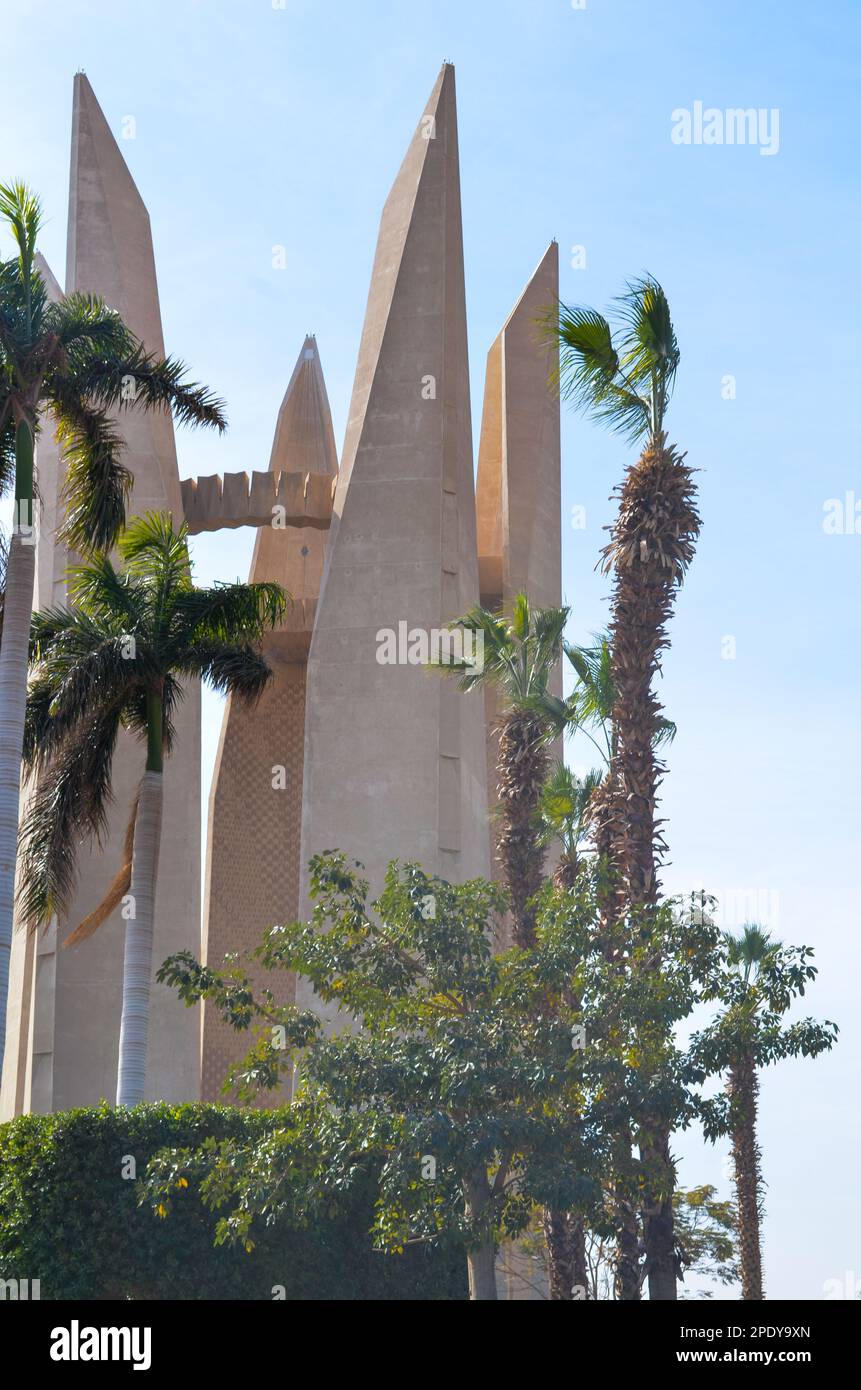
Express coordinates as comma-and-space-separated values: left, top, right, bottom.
31, 76, 200, 1113
200, 337, 339, 1098
299, 65, 489, 994
268, 335, 339, 478
475, 244, 563, 905
249, 335, 339, 598
66, 72, 181, 519
476, 241, 561, 609
67, 74, 165, 354
1, 252, 68, 1120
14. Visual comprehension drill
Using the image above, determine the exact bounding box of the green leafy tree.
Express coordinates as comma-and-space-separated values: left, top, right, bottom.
155, 858, 726, 1304
18, 513, 286, 1105
0, 181, 225, 1081
541, 632, 673, 1301
549, 277, 701, 1298
688, 924, 837, 1301
568, 1185, 737, 1300
156, 855, 616, 1302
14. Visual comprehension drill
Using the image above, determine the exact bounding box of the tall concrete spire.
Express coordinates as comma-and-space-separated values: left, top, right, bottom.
66, 73, 182, 519
0, 257, 67, 1120
200, 337, 338, 1101
2, 76, 201, 1117
475, 245, 563, 896
476, 242, 561, 610
298, 65, 489, 1004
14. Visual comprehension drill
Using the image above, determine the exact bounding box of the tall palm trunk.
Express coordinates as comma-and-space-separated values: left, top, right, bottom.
603, 434, 700, 1301
729, 1052, 764, 1300
546, 853, 591, 1298
496, 708, 547, 950
544, 1208, 589, 1300
614, 1180, 642, 1300
116, 690, 163, 1107
464, 1171, 498, 1301
0, 421, 37, 1082
590, 774, 642, 1300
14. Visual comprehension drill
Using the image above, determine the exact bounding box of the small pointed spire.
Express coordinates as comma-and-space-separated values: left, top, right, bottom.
267, 335, 338, 479
249, 336, 338, 600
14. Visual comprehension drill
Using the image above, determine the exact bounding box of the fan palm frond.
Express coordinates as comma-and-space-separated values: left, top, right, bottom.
549, 274, 680, 445
724, 924, 777, 987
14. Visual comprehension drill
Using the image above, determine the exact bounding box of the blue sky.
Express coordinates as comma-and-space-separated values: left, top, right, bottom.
3, 0, 859, 1298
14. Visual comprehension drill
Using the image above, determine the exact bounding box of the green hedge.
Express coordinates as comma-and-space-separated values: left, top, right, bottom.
0, 1103, 466, 1300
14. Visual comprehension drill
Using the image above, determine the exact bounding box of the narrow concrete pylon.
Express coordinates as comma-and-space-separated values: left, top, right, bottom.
297, 65, 490, 1019
200, 337, 338, 1101
0, 257, 66, 1122
475, 244, 563, 900
5, 75, 201, 1115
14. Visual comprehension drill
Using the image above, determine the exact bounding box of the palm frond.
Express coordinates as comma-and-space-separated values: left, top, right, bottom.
615, 275, 679, 433
118, 511, 191, 574
70, 343, 227, 433
29, 622, 152, 762
52, 394, 131, 552
654, 715, 677, 749
45, 292, 134, 358
552, 303, 650, 443
615, 275, 679, 386
17, 703, 122, 928
0, 181, 43, 285
0, 256, 47, 360
537, 761, 604, 850
724, 924, 776, 970
118, 513, 193, 644
564, 634, 616, 744
170, 579, 288, 648
65, 552, 145, 631
176, 641, 274, 703
433, 594, 568, 708
429, 605, 515, 693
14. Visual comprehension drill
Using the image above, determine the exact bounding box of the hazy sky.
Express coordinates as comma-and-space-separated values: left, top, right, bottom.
3, 0, 859, 1299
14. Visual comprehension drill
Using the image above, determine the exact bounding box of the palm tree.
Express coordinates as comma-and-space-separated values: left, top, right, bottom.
555, 635, 676, 946
540, 641, 637, 1301
690, 923, 837, 1301
436, 594, 573, 1295
538, 762, 602, 892
551, 277, 698, 913
546, 635, 680, 1300
437, 593, 568, 949
722, 926, 772, 1301
550, 276, 701, 1300
0, 181, 225, 1080
537, 759, 601, 1298
18, 513, 287, 1106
